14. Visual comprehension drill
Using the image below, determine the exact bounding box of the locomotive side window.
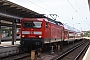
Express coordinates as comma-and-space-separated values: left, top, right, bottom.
46, 22, 48, 28
23, 21, 42, 28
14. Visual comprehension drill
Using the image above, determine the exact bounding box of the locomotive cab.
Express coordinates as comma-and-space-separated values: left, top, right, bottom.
20, 18, 48, 49
21, 21, 43, 38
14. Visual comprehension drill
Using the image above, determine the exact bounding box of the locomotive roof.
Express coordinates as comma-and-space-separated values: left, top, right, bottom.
47, 18, 63, 25
22, 17, 63, 26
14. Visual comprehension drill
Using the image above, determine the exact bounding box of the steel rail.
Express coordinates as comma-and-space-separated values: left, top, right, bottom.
74, 42, 90, 60
55, 41, 85, 60
14, 53, 30, 60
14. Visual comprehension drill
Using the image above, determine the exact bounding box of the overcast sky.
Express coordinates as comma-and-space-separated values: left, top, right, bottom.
8, 0, 90, 31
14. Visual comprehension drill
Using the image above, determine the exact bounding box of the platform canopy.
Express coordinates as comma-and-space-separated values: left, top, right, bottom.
0, 0, 45, 22
0, 0, 46, 28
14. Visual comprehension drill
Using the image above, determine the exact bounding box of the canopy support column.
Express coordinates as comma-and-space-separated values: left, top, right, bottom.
12, 20, 16, 45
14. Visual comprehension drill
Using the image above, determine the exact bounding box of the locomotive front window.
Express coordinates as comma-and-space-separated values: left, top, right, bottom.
23, 21, 42, 28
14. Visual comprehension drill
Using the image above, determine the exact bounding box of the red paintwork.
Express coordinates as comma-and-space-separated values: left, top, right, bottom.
21, 18, 81, 42
21, 18, 44, 38
21, 18, 63, 39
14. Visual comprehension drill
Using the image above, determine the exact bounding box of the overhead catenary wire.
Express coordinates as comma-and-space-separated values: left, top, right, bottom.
67, 0, 85, 20
26, 0, 52, 13
67, 0, 90, 30
74, 0, 90, 29
26, 0, 80, 22
40, 0, 89, 30
26, 0, 89, 30
26, 0, 68, 20
38, 0, 70, 20
26, 0, 80, 30
38, 0, 61, 15
75, 0, 85, 17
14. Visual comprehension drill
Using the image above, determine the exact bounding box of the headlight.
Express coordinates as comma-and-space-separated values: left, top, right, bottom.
39, 36, 42, 38
22, 35, 25, 37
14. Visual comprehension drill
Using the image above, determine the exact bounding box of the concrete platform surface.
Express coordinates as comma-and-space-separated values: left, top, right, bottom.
0, 41, 20, 46
83, 45, 90, 60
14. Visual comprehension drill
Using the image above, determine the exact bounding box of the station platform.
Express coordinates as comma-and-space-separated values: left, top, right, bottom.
82, 37, 90, 60
0, 41, 20, 58
83, 45, 90, 60
0, 36, 20, 47
0, 41, 20, 46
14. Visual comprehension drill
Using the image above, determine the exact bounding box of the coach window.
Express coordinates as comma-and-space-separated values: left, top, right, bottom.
46, 22, 48, 28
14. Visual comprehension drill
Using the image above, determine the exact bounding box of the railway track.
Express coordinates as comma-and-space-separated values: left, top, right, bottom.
36, 39, 86, 60
0, 39, 89, 60
1, 52, 30, 60
54, 40, 90, 60
0, 46, 20, 58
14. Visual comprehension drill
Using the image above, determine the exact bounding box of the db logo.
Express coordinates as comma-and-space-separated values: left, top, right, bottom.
31, 31, 34, 34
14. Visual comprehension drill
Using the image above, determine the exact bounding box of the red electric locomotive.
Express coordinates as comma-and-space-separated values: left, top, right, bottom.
20, 18, 82, 50
20, 18, 64, 49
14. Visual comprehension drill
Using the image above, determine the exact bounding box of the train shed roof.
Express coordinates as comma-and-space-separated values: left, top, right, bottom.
0, 0, 46, 28
0, 0, 45, 21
